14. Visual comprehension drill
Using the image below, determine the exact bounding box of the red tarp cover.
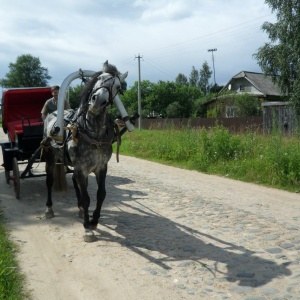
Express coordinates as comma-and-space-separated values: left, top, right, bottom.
2, 87, 52, 141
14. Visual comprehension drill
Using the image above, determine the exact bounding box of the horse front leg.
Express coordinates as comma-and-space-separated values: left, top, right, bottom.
45, 161, 55, 219
72, 175, 89, 219
90, 165, 108, 229
74, 170, 95, 242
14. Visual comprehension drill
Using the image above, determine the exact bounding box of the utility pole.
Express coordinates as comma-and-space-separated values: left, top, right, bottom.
208, 48, 217, 86
135, 54, 142, 130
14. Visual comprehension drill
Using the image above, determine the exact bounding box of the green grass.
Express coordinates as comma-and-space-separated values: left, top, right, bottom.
0, 210, 26, 300
0, 119, 26, 298
116, 126, 300, 192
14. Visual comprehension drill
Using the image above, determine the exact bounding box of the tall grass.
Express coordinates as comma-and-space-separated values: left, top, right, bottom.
117, 126, 300, 192
0, 211, 25, 300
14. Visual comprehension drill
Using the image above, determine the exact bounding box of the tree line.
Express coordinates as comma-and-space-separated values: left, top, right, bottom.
1, 0, 300, 118
0, 54, 222, 118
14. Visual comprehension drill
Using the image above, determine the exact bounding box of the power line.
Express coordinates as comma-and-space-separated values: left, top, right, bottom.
143, 57, 177, 79
118, 15, 274, 86
142, 14, 274, 56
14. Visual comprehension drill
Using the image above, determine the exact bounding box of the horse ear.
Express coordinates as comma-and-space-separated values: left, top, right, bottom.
119, 71, 128, 82
103, 60, 108, 70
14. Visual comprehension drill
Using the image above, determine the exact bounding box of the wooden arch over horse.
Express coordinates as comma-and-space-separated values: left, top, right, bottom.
42, 61, 136, 242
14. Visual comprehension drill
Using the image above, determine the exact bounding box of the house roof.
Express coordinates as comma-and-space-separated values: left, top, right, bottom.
223, 71, 282, 97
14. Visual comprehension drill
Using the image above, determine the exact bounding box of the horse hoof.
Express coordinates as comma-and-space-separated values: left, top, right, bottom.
45, 208, 54, 219
90, 224, 97, 230
83, 230, 97, 243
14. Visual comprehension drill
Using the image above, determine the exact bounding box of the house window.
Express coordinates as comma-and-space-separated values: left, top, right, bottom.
226, 106, 236, 118
240, 85, 245, 91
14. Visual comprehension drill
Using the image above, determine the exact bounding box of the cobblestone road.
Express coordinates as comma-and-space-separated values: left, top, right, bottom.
103, 156, 300, 300
1, 144, 300, 299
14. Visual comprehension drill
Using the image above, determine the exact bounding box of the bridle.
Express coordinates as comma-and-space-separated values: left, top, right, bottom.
73, 73, 121, 134
89, 74, 121, 108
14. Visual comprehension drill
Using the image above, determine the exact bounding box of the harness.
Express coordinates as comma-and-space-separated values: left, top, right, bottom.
63, 74, 123, 163
64, 121, 122, 163
40, 69, 136, 176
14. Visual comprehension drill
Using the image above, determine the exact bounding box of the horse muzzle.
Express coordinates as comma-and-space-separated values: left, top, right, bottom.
88, 91, 110, 115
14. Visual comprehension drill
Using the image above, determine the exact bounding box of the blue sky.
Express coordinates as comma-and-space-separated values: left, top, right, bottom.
0, 0, 276, 89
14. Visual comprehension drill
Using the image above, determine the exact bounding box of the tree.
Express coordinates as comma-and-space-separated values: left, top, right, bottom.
120, 80, 155, 118
166, 101, 181, 118
232, 94, 260, 117
0, 54, 51, 88
253, 1, 300, 113
68, 84, 84, 109
175, 73, 188, 85
189, 66, 199, 87
120, 80, 202, 118
198, 61, 212, 94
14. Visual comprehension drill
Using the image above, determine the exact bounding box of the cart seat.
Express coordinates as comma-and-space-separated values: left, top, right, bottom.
7, 119, 44, 142
14, 121, 43, 131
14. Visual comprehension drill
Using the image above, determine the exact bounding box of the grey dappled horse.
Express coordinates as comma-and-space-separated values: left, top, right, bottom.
42, 61, 128, 242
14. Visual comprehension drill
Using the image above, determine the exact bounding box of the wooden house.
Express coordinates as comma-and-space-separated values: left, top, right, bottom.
205, 71, 283, 118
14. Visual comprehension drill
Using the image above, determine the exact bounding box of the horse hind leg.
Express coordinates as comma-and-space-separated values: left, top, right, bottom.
45, 161, 55, 219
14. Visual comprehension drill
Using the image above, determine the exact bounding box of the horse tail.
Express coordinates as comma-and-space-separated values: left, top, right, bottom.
53, 160, 68, 192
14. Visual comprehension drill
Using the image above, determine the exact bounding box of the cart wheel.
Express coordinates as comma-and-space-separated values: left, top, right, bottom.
12, 157, 20, 199
5, 170, 10, 184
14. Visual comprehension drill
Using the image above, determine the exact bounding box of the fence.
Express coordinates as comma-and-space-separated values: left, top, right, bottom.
140, 116, 263, 133
262, 102, 299, 134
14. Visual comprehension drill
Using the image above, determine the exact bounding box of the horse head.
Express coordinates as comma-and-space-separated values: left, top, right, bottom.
88, 62, 128, 116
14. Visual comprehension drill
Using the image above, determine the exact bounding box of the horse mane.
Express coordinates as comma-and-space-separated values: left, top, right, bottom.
78, 71, 102, 113
102, 61, 119, 76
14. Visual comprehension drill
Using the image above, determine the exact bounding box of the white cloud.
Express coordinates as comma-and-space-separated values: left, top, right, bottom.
0, 0, 276, 88
134, 0, 197, 22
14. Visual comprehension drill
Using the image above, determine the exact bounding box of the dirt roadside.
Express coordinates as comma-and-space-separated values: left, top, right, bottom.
1, 129, 300, 299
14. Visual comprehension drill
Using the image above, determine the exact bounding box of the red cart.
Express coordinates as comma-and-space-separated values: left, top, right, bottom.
1, 87, 52, 199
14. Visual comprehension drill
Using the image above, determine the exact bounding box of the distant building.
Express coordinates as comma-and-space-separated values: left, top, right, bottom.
205, 71, 283, 118
222, 71, 282, 100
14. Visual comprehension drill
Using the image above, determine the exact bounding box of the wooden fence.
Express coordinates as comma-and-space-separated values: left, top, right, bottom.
262, 102, 299, 134
140, 116, 263, 133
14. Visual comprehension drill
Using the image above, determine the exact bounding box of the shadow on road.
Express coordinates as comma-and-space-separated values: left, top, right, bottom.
103, 175, 292, 288
0, 170, 292, 288
97, 206, 291, 288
